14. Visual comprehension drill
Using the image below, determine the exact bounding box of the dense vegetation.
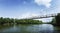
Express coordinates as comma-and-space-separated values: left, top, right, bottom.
55, 13, 60, 25
15, 19, 42, 24
51, 13, 60, 25
0, 17, 14, 25
0, 17, 42, 25
51, 18, 56, 24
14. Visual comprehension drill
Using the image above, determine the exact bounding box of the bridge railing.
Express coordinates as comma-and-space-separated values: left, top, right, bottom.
20, 13, 58, 19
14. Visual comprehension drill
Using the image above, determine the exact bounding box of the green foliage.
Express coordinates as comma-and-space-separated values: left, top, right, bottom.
15, 19, 42, 24
0, 17, 42, 24
55, 13, 60, 25
51, 18, 56, 24
0, 17, 14, 25
0, 17, 4, 24
51, 13, 60, 25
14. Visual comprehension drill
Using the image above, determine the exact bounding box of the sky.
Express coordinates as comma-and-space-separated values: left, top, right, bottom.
0, 0, 60, 22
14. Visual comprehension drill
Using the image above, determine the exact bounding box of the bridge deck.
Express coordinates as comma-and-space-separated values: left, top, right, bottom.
20, 13, 58, 19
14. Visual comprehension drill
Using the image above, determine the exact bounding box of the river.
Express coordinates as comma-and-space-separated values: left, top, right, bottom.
0, 24, 60, 33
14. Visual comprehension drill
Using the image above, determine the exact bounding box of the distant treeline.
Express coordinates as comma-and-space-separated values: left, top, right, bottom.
0, 17, 42, 25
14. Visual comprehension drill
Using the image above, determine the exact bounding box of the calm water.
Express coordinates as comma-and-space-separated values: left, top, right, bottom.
0, 24, 60, 33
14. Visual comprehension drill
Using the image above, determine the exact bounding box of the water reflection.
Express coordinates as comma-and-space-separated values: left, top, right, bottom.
25, 24, 54, 33
0, 24, 60, 33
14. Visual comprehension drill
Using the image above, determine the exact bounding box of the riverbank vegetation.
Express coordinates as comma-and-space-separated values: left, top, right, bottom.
15, 19, 42, 24
1, 13, 60, 25
51, 13, 60, 26
0, 17, 43, 25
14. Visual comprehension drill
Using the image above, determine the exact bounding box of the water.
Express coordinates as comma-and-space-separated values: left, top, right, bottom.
0, 24, 60, 33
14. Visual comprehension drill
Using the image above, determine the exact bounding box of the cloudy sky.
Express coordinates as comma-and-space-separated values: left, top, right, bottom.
0, 0, 60, 22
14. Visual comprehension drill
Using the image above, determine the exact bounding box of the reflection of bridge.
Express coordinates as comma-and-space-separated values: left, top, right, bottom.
21, 13, 58, 19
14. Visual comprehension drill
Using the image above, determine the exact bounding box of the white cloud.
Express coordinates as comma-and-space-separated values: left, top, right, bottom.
34, 0, 52, 8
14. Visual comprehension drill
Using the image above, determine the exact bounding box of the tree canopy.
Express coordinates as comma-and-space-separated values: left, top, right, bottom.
0, 17, 42, 25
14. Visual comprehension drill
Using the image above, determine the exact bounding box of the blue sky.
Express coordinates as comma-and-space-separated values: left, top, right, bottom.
0, 0, 60, 22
